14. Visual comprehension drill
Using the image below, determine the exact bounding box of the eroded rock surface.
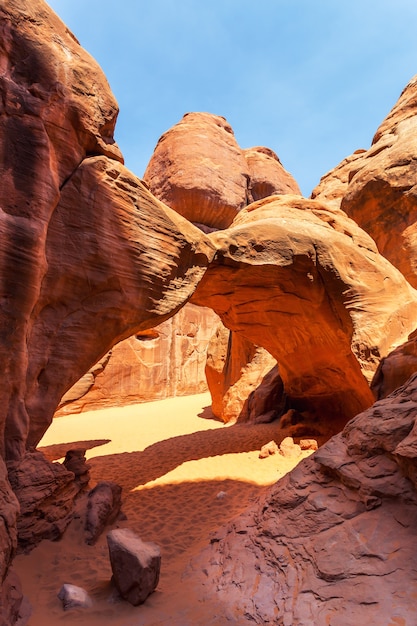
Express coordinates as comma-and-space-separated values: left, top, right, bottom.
205, 322, 283, 424
190, 374, 417, 625
56, 304, 219, 414
143, 112, 300, 231
314, 74, 417, 289
192, 194, 417, 430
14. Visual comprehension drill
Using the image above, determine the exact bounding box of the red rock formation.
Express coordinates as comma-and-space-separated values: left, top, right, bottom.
190, 373, 417, 625
192, 194, 417, 430
56, 304, 219, 414
314, 74, 417, 289
205, 322, 283, 423
143, 112, 251, 230
143, 112, 300, 231
0, 2, 214, 616
371, 328, 417, 399
244, 146, 301, 200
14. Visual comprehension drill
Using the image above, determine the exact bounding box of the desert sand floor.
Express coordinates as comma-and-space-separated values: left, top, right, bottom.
12, 392, 315, 625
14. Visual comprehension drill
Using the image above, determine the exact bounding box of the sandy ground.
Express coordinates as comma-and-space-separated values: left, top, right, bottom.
12, 393, 315, 625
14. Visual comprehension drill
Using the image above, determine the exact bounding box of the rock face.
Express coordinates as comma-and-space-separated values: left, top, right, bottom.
371, 329, 417, 399
314, 74, 417, 290
191, 373, 417, 625
192, 194, 417, 430
0, 2, 213, 617
107, 529, 161, 606
243, 146, 301, 200
7, 451, 83, 552
205, 322, 283, 423
56, 304, 219, 414
143, 112, 300, 231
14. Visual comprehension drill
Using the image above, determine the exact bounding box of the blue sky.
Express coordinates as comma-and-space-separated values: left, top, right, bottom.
46, 0, 417, 196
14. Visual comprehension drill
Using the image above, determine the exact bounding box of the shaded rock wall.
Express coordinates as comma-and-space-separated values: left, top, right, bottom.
57, 304, 219, 414
190, 373, 417, 625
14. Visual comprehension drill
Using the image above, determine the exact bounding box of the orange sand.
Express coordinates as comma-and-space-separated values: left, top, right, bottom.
12, 393, 314, 625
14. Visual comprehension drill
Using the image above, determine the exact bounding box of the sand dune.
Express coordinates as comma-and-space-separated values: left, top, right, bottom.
12, 393, 315, 625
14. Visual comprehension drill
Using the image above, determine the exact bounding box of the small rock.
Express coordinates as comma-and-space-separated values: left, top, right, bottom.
107, 528, 161, 606
85, 481, 123, 545
216, 491, 227, 499
259, 440, 279, 458
279, 436, 302, 459
299, 439, 318, 451
63, 449, 90, 486
57, 584, 93, 611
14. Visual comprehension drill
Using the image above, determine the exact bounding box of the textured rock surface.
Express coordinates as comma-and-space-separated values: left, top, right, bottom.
7, 451, 82, 552
107, 529, 161, 606
205, 322, 283, 423
85, 481, 122, 545
143, 112, 250, 230
192, 194, 417, 429
190, 374, 417, 625
313, 74, 417, 289
0, 0, 214, 465
57, 584, 92, 611
243, 146, 301, 200
56, 304, 219, 414
371, 328, 417, 399
143, 112, 300, 231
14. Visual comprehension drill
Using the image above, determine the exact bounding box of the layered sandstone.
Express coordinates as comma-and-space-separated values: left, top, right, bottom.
191, 373, 417, 625
192, 194, 417, 430
57, 304, 219, 414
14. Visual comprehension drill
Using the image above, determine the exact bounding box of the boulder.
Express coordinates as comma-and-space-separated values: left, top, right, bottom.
192, 194, 417, 429
63, 449, 90, 487
190, 373, 417, 625
85, 481, 123, 545
107, 529, 161, 606
244, 146, 301, 201
279, 436, 302, 459
7, 451, 82, 552
57, 584, 92, 611
143, 112, 300, 231
259, 441, 279, 459
143, 112, 251, 230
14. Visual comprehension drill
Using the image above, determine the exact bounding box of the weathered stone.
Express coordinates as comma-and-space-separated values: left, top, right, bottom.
244, 146, 301, 201
192, 194, 417, 429
0, 572, 26, 626
107, 529, 161, 606
7, 452, 82, 552
85, 481, 123, 545
57, 584, 93, 611
371, 328, 417, 399
191, 373, 417, 625
205, 322, 283, 423
63, 449, 90, 486
56, 304, 219, 414
299, 439, 318, 451
259, 441, 279, 459
143, 112, 301, 231
279, 436, 302, 459
314, 74, 417, 290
